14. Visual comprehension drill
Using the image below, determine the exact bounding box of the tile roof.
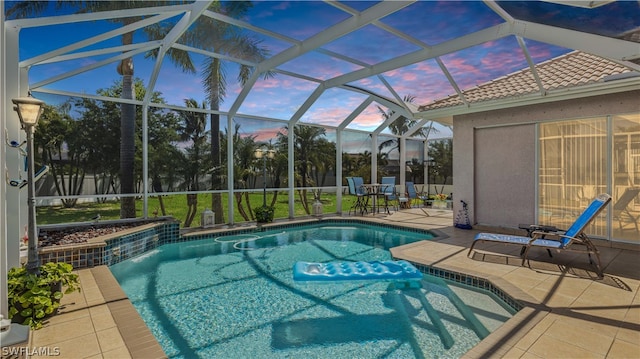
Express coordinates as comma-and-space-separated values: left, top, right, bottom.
418, 51, 634, 112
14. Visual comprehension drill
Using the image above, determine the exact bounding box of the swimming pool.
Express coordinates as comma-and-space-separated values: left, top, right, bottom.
110, 222, 515, 358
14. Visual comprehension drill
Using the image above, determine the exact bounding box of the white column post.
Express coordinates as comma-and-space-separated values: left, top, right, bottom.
336, 130, 343, 215
1, 17, 31, 345
371, 134, 378, 184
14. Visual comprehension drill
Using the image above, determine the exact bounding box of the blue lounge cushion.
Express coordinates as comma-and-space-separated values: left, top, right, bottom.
468, 194, 611, 278
293, 260, 423, 282
473, 233, 564, 249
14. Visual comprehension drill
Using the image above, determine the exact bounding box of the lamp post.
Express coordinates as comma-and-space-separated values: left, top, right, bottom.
0, 96, 44, 346
12, 95, 45, 275
254, 147, 275, 207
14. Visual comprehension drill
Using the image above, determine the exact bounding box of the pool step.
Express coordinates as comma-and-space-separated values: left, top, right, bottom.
422, 276, 490, 340
410, 289, 455, 349
391, 281, 455, 350
387, 290, 428, 359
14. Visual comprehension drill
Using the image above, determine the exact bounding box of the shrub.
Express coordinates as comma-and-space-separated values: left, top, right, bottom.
7, 262, 81, 329
255, 205, 275, 223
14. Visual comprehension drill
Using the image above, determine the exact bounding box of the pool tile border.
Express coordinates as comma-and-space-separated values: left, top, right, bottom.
407, 262, 523, 312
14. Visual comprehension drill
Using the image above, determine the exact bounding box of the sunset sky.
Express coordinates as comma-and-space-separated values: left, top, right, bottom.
7, 0, 639, 146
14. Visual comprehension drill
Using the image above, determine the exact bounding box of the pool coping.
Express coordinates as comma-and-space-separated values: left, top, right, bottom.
91, 266, 167, 359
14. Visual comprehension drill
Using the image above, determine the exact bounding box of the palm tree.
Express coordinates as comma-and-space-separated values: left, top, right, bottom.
182, 1, 273, 224
277, 125, 328, 214
220, 123, 259, 221
177, 99, 209, 227
310, 138, 336, 196
429, 139, 453, 195
113, 2, 196, 218
377, 95, 436, 156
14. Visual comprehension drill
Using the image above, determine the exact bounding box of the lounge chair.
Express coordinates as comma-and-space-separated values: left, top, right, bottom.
468, 193, 611, 278
613, 187, 640, 233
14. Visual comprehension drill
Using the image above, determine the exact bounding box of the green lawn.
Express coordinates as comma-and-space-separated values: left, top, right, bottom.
36, 191, 357, 228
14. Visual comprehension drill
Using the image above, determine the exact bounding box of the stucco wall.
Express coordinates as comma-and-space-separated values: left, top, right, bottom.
453, 89, 640, 228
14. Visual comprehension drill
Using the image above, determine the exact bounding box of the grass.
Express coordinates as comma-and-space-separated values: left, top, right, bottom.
36, 191, 358, 228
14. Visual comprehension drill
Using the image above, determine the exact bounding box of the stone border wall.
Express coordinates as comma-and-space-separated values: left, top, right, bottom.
38, 220, 180, 268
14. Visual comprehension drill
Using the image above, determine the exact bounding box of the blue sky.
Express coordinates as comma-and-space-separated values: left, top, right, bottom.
6, 0, 639, 148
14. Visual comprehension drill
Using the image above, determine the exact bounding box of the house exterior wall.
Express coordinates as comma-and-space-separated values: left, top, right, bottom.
453, 89, 640, 229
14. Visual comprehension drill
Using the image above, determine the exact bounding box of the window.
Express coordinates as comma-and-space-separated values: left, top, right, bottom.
612, 114, 640, 241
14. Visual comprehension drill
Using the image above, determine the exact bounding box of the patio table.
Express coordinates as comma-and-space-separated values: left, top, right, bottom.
363, 183, 382, 215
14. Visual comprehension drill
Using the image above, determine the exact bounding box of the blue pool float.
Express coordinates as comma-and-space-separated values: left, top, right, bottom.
293, 260, 423, 282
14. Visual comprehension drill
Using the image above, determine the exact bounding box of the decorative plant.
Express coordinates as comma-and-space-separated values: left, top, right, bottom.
7, 262, 81, 329
433, 193, 448, 201
255, 205, 275, 223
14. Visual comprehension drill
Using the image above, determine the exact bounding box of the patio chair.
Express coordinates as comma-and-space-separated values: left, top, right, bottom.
405, 181, 432, 216
612, 187, 640, 233
405, 182, 428, 208
380, 177, 407, 212
380, 176, 396, 213
468, 193, 611, 278
347, 177, 369, 215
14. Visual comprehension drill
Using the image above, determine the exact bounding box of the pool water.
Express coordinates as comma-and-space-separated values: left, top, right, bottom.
110, 223, 515, 358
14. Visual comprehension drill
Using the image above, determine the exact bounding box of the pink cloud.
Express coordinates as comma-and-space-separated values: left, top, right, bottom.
253, 127, 282, 142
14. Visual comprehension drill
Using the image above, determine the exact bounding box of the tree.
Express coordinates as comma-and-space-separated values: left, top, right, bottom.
34, 104, 87, 208
8, 1, 197, 218
176, 99, 210, 227
428, 139, 453, 195
220, 124, 260, 221
310, 138, 336, 197
377, 95, 436, 156
277, 125, 329, 214
406, 158, 425, 183
72, 79, 181, 208
342, 153, 357, 179
182, 1, 273, 224
136, 86, 182, 216
73, 95, 120, 202
112, 1, 195, 218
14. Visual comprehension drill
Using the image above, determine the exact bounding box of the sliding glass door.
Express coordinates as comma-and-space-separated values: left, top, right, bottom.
538, 113, 640, 243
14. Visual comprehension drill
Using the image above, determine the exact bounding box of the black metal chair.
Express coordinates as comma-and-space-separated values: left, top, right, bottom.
347, 177, 369, 215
